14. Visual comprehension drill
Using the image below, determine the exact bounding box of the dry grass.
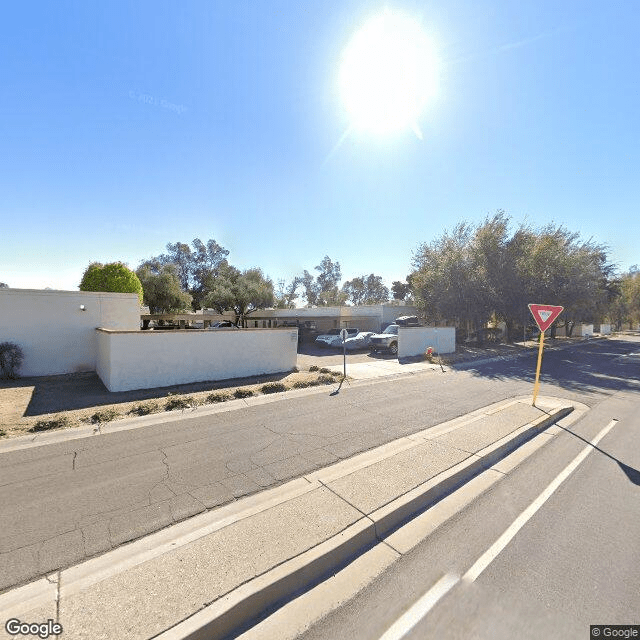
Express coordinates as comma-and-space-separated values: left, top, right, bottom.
0, 368, 343, 439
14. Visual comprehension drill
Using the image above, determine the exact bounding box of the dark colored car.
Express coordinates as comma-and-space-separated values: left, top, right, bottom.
395, 315, 420, 326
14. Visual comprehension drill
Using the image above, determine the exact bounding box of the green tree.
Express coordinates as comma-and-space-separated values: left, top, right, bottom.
391, 279, 412, 302
204, 267, 274, 326
342, 274, 390, 305
411, 213, 616, 341
136, 261, 192, 313
299, 256, 345, 306
0, 282, 8, 289
274, 277, 301, 309
79, 262, 143, 303
148, 238, 230, 310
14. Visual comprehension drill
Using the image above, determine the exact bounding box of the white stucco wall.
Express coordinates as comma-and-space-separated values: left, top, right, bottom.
580, 324, 594, 337
96, 328, 298, 392
398, 327, 456, 358
0, 288, 140, 376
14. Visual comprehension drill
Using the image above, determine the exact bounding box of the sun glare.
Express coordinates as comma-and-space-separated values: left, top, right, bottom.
339, 11, 438, 138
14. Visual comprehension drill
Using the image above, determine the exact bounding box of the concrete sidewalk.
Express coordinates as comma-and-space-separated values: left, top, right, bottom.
0, 396, 581, 640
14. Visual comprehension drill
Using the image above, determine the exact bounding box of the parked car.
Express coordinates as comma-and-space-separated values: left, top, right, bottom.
395, 315, 420, 326
369, 324, 400, 355
315, 327, 359, 348
208, 321, 238, 329
343, 331, 375, 350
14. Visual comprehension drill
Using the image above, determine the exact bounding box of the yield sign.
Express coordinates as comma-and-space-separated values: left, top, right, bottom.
528, 304, 564, 332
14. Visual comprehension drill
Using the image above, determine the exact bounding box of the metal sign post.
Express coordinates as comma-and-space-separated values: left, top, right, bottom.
528, 304, 564, 406
340, 328, 349, 379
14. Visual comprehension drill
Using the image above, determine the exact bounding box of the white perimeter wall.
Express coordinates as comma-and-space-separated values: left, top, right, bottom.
0, 289, 140, 376
580, 324, 594, 337
599, 324, 611, 335
398, 327, 456, 358
96, 328, 298, 392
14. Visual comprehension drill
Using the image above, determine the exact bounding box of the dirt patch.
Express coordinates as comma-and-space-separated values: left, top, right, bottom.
0, 368, 343, 440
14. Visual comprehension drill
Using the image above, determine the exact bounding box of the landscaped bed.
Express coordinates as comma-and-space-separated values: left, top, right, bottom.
0, 367, 343, 440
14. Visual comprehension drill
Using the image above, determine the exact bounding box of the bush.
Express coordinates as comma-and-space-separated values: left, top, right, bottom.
309, 365, 319, 372
206, 391, 233, 403
317, 374, 335, 384
165, 394, 198, 411
79, 262, 144, 304
292, 380, 312, 389
260, 382, 288, 394
128, 401, 159, 416
90, 408, 120, 423
0, 429, 6, 437
233, 388, 255, 399
30, 415, 73, 432
0, 342, 24, 379
319, 367, 332, 374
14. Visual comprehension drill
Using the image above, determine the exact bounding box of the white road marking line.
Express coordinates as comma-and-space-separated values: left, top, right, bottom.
378, 573, 460, 640
463, 419, 619, 583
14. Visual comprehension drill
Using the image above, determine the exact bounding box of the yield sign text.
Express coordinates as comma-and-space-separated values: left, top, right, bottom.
528, 304, 564, 332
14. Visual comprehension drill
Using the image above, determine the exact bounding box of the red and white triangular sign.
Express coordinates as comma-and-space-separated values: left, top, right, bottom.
528, 304, 564, 332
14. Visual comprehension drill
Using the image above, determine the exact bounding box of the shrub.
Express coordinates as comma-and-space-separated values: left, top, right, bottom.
317, 374, 335, 384
319, 367, 332, 374
233, 388, 255, 399
30, 415, 73, 432
129, 401, 159, 416
79, 262, 144, 304
309, 365, 319, 372
292, 380, 312, 389
165, 394, 198, 411
260, 382, 288, 394
90, 408, 120, 423
206, 391, 233, 403
0, 429, 6, 437
0, 342, 24, 380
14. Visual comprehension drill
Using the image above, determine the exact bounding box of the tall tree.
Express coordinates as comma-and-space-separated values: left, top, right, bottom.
391, 279, 412, 302
314, 256, 345, 306
411, 213, 616, 341
136, 261, 192, 313
148, 238, 230, 310
274, 277, 301, 309
342, 274, 390, 305
204, 267, 274, 326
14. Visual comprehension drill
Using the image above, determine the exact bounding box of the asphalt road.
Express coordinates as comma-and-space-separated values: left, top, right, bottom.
295, 336, 640, 640
1, 336, 638, 595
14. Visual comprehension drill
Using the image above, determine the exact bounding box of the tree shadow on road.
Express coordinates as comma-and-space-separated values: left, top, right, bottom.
455, 338, 640, 396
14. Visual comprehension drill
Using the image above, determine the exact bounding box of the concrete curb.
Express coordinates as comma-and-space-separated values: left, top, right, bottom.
0, 337, 601, 453
155, 403, 573, 640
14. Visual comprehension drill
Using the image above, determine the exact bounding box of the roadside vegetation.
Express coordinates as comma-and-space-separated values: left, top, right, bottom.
4, 368, 344, 438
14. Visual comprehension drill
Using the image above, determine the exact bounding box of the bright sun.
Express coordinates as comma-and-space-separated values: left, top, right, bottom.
339, 11, 438, 138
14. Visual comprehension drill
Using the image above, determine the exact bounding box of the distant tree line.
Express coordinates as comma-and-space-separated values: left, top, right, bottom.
77, 213, 633, 335
131, 241, 398, 323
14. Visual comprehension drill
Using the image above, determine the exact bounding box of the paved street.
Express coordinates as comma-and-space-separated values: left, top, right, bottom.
294, 337, 640, 640
1, 336, 638, 595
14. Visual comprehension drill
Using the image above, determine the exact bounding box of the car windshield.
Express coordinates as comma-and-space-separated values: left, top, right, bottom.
383, 325, 398, 334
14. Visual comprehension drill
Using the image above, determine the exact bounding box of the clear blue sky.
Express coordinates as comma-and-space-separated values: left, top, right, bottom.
2, 0, 638, 293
